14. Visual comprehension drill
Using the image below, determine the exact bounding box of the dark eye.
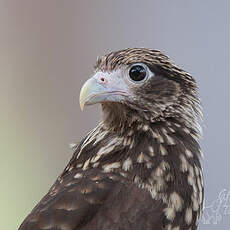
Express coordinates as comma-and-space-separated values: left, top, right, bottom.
129, 65, 147, 82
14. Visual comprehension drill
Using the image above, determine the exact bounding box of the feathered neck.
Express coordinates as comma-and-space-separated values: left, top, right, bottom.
101, 98, 202, 140
67, 113, 202, 172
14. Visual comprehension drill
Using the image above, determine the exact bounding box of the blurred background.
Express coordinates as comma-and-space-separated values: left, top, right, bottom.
1, 1, 229, 229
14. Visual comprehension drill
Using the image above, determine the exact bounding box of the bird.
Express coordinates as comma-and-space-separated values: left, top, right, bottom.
18, 48, 204, 230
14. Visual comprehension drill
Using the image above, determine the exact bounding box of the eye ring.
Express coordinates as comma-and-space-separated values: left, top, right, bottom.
128, 64, 148, 83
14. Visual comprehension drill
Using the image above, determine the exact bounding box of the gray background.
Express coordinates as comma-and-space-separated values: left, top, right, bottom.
1, 1, 229, 229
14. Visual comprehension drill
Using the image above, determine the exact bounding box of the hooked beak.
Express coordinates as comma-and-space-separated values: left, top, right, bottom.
79, 71, 128, 110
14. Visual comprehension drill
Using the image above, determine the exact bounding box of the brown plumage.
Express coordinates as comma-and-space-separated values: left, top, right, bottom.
19, 48, 204, 230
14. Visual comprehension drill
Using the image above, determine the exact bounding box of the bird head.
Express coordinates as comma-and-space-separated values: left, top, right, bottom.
80, 48, 201, 131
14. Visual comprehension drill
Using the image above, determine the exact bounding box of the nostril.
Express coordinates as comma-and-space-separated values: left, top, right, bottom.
97, 76, 107, 84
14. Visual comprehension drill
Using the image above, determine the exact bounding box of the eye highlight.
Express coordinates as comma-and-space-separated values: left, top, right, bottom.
128, 64, 147, 82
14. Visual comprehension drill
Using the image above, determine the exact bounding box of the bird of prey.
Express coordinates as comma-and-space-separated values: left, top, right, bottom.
19, 48, 204, 230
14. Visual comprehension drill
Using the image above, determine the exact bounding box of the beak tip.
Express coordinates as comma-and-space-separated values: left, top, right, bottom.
79, 78, 94, 112
79, 100, 85, 111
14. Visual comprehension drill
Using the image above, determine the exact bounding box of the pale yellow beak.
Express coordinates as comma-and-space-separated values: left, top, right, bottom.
79, 77, 101, 111
79, 72, 129, 111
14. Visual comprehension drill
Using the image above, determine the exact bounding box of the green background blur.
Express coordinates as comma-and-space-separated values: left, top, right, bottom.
1, 1, 230, 229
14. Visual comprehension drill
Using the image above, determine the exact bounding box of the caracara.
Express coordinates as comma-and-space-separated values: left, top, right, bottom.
19, 48, 204, 230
